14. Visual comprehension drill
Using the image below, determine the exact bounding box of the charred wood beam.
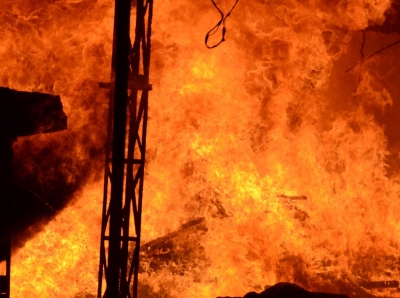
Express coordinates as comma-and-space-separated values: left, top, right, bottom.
337, 274, 396, 298
277, 194, 308, 201
359, 280, 399, 289
141, 217, 207, 252
139, 217, 208, 275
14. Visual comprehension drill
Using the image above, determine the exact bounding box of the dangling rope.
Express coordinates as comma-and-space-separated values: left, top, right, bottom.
205, 0, 239, 49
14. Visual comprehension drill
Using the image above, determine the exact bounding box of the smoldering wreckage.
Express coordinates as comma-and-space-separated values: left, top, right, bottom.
2, 0, 400, 297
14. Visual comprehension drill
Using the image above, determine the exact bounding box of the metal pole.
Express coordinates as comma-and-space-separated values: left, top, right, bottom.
107, 0, 131, 296
98, 0, 153, 296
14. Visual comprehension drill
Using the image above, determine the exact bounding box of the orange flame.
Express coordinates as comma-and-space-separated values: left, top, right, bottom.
2, 0, 400, 297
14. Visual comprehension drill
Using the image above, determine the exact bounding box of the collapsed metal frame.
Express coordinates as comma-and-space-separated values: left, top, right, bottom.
98, 0, 153, 297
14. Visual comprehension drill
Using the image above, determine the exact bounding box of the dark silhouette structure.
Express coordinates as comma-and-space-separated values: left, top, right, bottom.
243, 283, 349, 298
97, 0, 153, 297
0, 242, 11, 298
0, 87, 67, 298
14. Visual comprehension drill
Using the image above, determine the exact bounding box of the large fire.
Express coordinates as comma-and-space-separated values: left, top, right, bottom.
1, 0, 400, 297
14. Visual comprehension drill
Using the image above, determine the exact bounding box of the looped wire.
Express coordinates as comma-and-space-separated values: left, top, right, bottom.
205, 0, 239, 49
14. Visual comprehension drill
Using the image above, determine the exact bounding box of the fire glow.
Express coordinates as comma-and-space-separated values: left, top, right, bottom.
1, 0, 400, 297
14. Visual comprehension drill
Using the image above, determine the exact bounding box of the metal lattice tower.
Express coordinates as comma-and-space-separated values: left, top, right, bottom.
98, 0, 153, 297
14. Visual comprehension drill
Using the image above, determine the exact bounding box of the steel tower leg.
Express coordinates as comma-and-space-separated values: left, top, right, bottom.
98, 0, 153, 297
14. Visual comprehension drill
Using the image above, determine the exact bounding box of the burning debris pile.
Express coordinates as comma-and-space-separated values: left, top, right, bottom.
1, 0, 400, 297
140, 218, 209, 280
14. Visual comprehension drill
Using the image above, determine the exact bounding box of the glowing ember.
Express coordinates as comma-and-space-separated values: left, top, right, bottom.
1, 0, 400, 297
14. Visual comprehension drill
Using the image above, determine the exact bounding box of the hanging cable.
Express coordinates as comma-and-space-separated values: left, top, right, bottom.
205, 0, 239, 49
